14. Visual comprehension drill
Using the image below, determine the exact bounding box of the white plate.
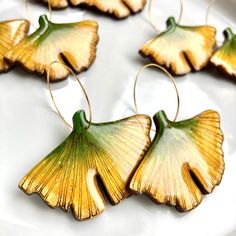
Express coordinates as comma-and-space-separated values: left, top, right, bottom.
0, 0, 236, 235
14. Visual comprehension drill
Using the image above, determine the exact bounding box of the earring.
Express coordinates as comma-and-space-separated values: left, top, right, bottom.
36, 0, 147, 18
139, 0, 216, 75
129, 64, 224, 212
4, 0, 99, 81
206, 0, 236, 78
19, 61, 151, 221
211, 28, 236, 77
0, 19, 29, 73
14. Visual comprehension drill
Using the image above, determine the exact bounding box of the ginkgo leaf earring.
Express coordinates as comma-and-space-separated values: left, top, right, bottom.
210, 28, 236, 77
206, 0, 236, 78
19, 62, 151, 221
0, 19, 29, 72
5, 0, 99, 81
139, 0, 216, 75
37, 0, 147, 18
129, 64, 225, 212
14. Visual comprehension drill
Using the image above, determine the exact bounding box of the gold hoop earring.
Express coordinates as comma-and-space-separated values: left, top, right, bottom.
129, 63, 225, 212
19, 62, 152, 221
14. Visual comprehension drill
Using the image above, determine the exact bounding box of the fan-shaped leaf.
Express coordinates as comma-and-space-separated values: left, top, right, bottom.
19, 110, 151, 220
211, 28, 236, 77
37, 0, 146, 18
140, 17, 216, 75
5, 15, 99, 81
129, 110, 224, 212
0, 19, 29, 72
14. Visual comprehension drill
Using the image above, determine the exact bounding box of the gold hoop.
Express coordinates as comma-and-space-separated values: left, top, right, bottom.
205, 0, 215, 25
46, 61, 92, 130
24, 0, 52, 28
133, 63, 180, 122
148, 0, 184, 33
48, 0, 52, 21
205, 0, 226, 45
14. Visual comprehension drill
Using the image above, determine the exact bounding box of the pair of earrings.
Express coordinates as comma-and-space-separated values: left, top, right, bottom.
19, 62, 224, 220
0, 1, 99, 81
140, 0, 236, 78
37, 0, 147, 18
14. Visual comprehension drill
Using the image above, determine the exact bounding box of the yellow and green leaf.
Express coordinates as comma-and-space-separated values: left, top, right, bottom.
5, 15, 99, 81
129, 110, 224, 212
0, 19, 29, 72
19, 111, 151, 220
140, 17, 216, 75
37, 0, 146, 18
211, 28, 236, 77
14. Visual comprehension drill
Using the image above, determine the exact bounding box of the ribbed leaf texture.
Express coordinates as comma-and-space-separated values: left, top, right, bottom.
5, 15, 99, 81
19, 110, 151, 220
130, 110, 224, 212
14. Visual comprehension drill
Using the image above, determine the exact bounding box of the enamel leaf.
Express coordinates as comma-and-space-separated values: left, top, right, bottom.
19, 110, 151, 220
5, 15, 99, 81
211, 28, 236, 77
140, 17, 216, 75
40, 0, 69, 8
0, 19, 29, 72
129, 110, 224, 212
38, 0, 146, 18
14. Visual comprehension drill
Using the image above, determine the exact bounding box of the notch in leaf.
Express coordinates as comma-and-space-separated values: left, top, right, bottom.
19, 111, 151, 220
211, 28, 236, 78
0, 19, 29, 72
129, 110, 224, 212
37, 0, 147, 18
140, 17, 216, 75
5, 15, 99, 81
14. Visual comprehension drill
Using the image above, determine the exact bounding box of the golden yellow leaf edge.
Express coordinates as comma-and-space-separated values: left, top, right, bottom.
0, 19, 29, 72
139, 17, 216, 75
19, 111, 151, 220
129, 110, 224, 212
5, 15, 99, 81
38, 0, 147, 18
211, 28, 236, 78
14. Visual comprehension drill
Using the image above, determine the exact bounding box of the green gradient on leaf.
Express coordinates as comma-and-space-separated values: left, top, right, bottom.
19, 110, 151, 221
5, 15, 99, 81
130, 110, 224, 212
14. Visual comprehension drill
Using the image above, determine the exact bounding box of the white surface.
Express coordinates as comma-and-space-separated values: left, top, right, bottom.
0, 0, 236, 235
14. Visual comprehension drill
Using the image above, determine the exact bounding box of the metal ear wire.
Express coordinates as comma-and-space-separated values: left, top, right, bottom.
46, 61, 92, 131
205, 0, 215, 25
133, 63, 180, 122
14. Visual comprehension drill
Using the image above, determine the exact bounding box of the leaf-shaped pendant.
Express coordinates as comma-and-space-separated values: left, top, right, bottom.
19, 110, 151, 220
129, 110, 224, 212
140, 17, 216, 75
5, 15, 99, 81
0, 19, 29, 72
38, 0, 146, 18
211, 28, 236, 77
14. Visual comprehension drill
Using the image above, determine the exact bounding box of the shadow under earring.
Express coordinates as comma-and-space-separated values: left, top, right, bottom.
0, 19, 29, 73
139, 0, 216, 75
129, 64, 224, 212
19, 62, 151, 221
